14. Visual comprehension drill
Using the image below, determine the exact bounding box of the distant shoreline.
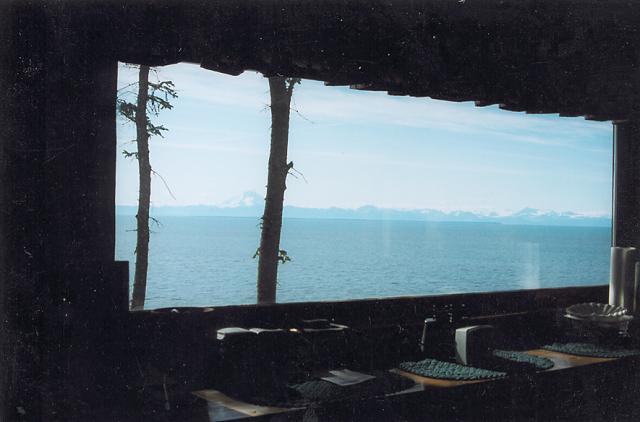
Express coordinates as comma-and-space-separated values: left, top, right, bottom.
115, 212, 611, 228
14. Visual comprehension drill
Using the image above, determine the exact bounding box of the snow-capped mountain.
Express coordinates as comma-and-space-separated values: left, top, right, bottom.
116, 192, 611, 227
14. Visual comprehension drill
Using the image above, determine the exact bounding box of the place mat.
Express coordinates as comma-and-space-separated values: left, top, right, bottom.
321, 369, 376, 386
493, 350, 554, 370
543, 342, 640, 358
398, 358, 506, 381
246, 370, 414, 407
292, 370, 415, 403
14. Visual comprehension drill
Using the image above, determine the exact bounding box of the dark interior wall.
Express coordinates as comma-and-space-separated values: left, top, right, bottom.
37, 11, 120, 416
0, 5, 12, 420
1, 3, 48, 419
128, 284, 608, 395
41, 3, 117, 268
0, 1, 632, 419
1, 3, 119, 418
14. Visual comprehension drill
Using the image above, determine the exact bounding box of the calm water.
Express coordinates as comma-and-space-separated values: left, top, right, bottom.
115, 216, 610, 309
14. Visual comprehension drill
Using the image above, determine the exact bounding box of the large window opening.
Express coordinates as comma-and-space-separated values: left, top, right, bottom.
115, 62, 612, 309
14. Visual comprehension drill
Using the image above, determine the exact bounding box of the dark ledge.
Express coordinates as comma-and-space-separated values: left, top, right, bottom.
130, 284, 609, 329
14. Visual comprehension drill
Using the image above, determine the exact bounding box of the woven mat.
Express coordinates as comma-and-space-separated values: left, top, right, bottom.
398, 358, 506, 380
292, 370, 414, 403
493, 350, 554, 370
543, 342, 640, 358
247, 370, 414, 407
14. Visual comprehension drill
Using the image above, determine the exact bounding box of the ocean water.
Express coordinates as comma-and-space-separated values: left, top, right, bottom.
115, 216, 610, 309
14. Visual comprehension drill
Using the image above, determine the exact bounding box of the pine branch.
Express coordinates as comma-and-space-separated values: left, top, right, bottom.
288, 165, 308, 183
151, 169, 177, 200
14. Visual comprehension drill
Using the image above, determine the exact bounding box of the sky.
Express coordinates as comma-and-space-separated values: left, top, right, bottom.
116, 62, 613, 216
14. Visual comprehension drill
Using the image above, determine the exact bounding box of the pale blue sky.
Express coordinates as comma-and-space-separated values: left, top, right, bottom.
116, 63, 613, 216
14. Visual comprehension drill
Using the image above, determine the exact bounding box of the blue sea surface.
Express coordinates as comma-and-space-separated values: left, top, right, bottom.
115, 216, 610, 309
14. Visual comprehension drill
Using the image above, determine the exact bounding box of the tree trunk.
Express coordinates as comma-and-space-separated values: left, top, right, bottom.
131, 65, 151, 311
257, 77, 295, 304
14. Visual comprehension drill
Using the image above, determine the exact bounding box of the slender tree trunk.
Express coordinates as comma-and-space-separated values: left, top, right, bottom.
257, 77, 295, 304
131, 65, 151, 311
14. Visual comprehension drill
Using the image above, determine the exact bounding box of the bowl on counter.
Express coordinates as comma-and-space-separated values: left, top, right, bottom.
564, 302, 634, 338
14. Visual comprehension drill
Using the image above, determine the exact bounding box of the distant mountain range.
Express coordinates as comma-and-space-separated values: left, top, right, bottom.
116, 191, 611, 227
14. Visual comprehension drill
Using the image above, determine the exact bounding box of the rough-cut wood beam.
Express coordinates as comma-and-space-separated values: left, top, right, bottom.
350, 83, 388, 91
475, 101, 497, 107
585, 115, 617, 122
525, 110, 557, 115
90, 0, 640, 121
499, 104, 528, 112
324, 81, 356, 87
429, 94, 476, 103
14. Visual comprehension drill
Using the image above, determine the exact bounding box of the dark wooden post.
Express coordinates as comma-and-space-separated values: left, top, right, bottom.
612, 120, 640, 247
39, 7, 123, 417
0, 3, 121, 419
0, 4, 48, 419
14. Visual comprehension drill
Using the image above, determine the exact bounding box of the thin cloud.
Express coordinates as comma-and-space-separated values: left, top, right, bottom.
293, 88, 609, 150
118, 62, 610, 152
306, 150, 527, 176
118, 63, 270, 111
155, 141, 267, 156
116, 62, 611, 213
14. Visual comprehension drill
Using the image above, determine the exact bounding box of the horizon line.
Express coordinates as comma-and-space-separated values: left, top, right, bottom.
114, 203, 612, 218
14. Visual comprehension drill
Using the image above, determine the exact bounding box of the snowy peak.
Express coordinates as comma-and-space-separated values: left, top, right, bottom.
116, 198, 611, 227
509, 207, 607, 221
220, 191, 263, 208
